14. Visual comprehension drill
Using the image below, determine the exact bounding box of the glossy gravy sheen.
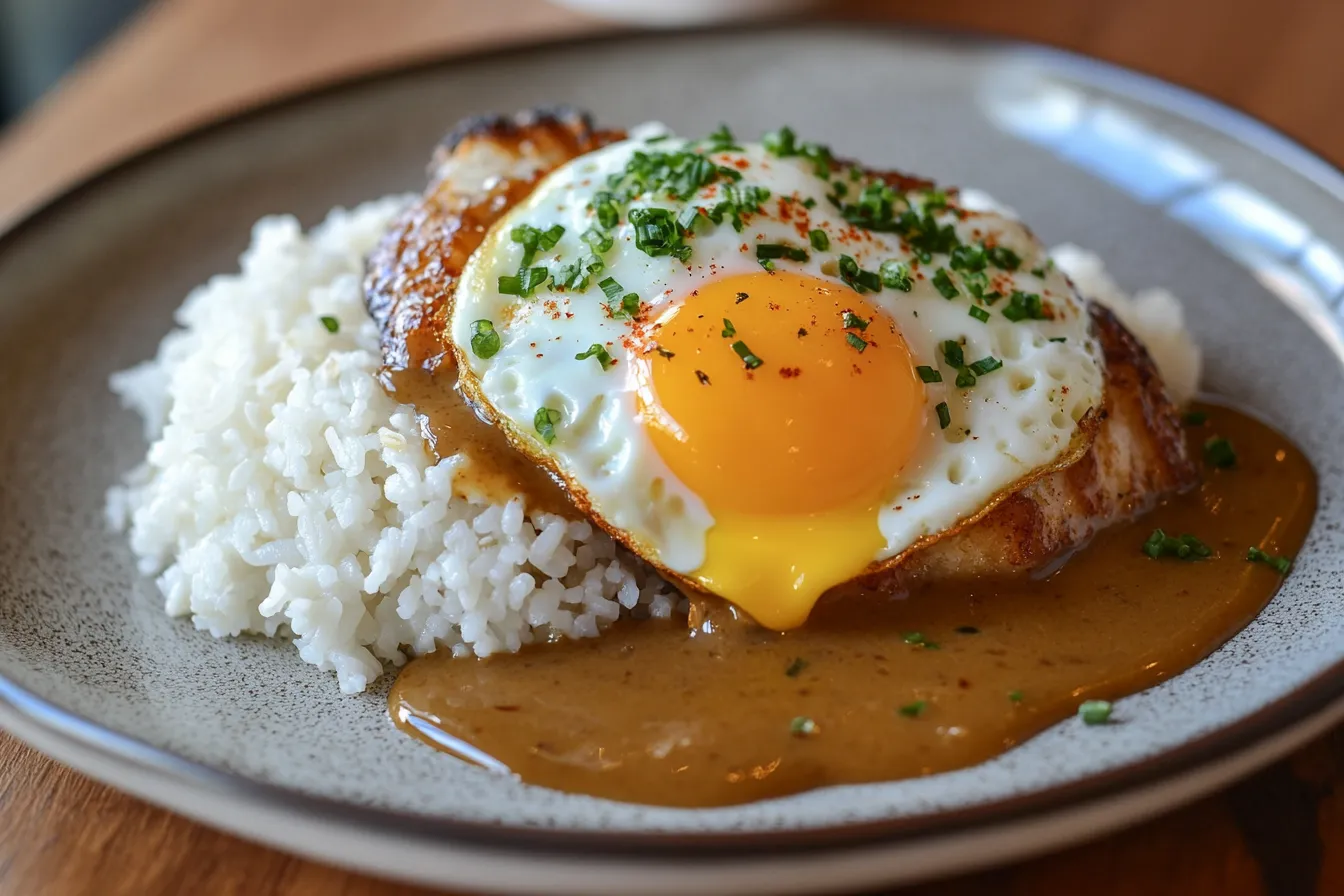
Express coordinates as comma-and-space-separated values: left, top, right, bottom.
384, 365, 572, 516
389, 402, 1315, 807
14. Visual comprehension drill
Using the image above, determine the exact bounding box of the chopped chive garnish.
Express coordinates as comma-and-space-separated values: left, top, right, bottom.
319, 316, 339, 333
968, 356, 1003, 376
533, 406, 561, 444
721, 318, 736, 338
898, 700, 928, 718
498, 266, 549, 297
940, 340, 965, 368
936, 402, 951, 429
732, 340, 763, 369
1008, 689, 1024, 703
469, 319, 501, 359
916, 365, 943, 383
1002, 290, 1046, 322
1247, 546, 1293, 575
968, 305, 990, 323
1183, 410, 1208, 426
599, 277, 624, 302
809, 229, 830, 251
838, 254, 882, 293
842, 311, 870, 331
987, 246, 1021, 270
1078, 700, 1112, 725
763, 125, 797, 157
845, 332, 868, 353
880, 259, 913, 292
949, 243, 987, 273
1204, 436, 1237, 468
575, 343, 616, 371
956, 625, 980, 635
1142, 528, 1212, 560
607, 292, 640, 320
785, 657, 809, 677
756, 242, 809, 262
932, 267, 959, 299
790, 716, 818, 737
628, 207, 690, 260
581, 227, 614, 253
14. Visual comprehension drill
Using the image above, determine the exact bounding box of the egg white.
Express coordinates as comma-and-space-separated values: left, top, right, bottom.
450, 127, 1105, 578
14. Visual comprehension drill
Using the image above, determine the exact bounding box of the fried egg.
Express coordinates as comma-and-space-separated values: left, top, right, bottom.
450, 124, 1104, 629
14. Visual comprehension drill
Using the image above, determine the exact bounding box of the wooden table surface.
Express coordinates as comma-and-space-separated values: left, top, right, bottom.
1, 0, 1342, 893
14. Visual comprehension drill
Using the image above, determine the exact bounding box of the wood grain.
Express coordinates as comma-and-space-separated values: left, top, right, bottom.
0, 0, 1341, 893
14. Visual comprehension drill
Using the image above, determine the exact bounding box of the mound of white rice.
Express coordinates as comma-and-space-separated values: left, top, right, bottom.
106, 196, 1200, 694
106, 197, 676, 693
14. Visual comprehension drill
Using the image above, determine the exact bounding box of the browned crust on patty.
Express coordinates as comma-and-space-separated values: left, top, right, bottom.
365, 106, 624, 370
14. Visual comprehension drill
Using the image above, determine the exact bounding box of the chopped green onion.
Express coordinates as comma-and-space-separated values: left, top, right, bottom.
785, 657, 809, 677
968, 356, 1003, 376
533, 406, 561, 444
756, 242, 809, 262
940, 340, 965, 368
809, 228, 830, 251
790, 716, 818, 737
319, 316, 339, 333
842, 311, 870, 331
721, 318, 736, 338
581, 227, 614, 253
731, 340, 763, 369
1183, 410, 1208, 426
845, 332, 868, 353
1078, 700, 1112, 725
499, 266, 549, 297
628, 207, 690, 260
1247, 546, 1293, 575
575, 343, 616, 371
987, 246, 1022, 270
1142, 528, 1212, 561
880, 259, 913, 292
1002, 290, 1046, 322
916, 365, 943, 384
968, 305, 990, 323
932, 267, 960, 299
837, 254, 882, 293
599, 277, 625, 303
898, 700, 928, 718
763, 125, 798, 157
607, 292, 641, 320
469, 319, 501, 359
949, 243, 987, 273
936, 402, 951, 429
1204, 436, 1237, 469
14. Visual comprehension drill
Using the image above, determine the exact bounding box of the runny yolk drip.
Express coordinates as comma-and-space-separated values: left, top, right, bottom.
637, 272, 924, 629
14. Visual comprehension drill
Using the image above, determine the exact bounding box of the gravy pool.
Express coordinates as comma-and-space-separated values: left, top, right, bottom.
387, 398, 1315, 807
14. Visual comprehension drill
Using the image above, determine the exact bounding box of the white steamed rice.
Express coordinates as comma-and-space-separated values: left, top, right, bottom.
106, 196, 1200, 693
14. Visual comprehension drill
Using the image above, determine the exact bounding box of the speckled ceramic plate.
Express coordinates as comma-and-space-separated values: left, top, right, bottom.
1, 24, 1343, 895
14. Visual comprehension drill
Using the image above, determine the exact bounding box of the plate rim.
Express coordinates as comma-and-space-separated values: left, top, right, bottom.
2, 19, 1343, 862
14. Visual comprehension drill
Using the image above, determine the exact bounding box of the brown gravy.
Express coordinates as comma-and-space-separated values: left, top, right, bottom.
383, 365, 572, 516
388, 402, 1316, 807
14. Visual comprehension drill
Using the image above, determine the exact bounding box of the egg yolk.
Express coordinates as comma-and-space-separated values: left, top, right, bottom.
637, 271, 925, 629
